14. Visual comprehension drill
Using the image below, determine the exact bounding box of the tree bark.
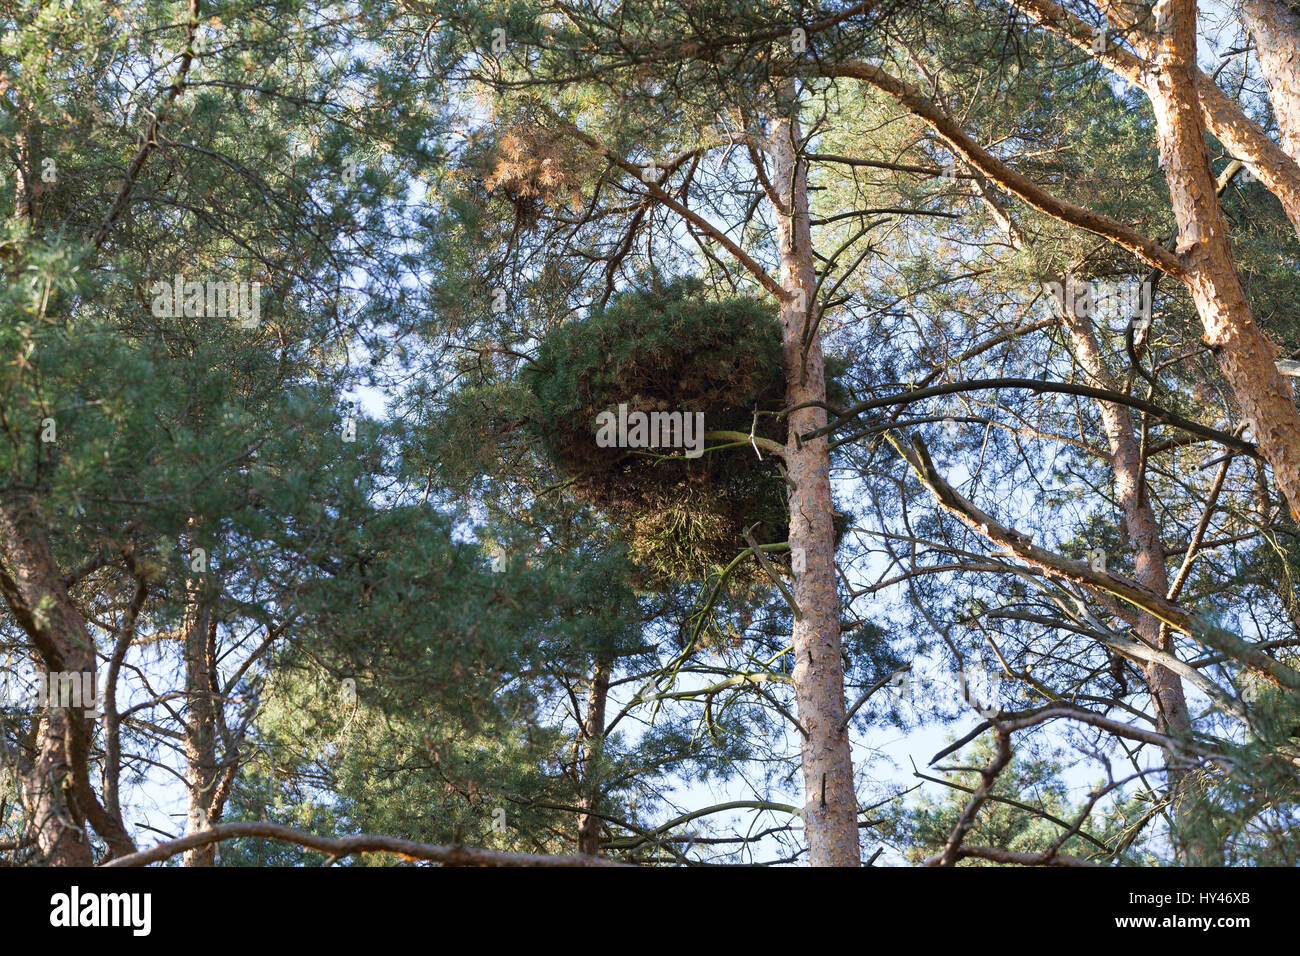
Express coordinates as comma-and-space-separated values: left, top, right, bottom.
830, 39, 1300, 521
769, 98, 861, 866
0, 501, 96, 865
1244, 0, 1300, 166
1059, 310, 1189, 732
576, 654, 610, 856
1057, 304, 1219, 862
182, 595, 219, 866
1, 106, 136, 867
975, 174, 1207, 859
1146, 0, 1300, 523
1009, 0, 1300, 240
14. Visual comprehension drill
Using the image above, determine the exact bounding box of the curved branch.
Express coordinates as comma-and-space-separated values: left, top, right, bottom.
804, 60, 1183, 274
534, 105, 786, 299
927, 844, 1099, 866
91, 0, 202, 251
808, 377, 1258, 457
885, 430, 1300, 691
101, 821, 630, 867
1009, 0, 1300, 238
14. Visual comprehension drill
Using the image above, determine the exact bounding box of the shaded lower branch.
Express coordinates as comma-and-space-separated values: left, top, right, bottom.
101, 821, 630, 867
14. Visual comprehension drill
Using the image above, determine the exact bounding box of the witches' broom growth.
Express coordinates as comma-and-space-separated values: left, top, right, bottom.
524, 279, 848, 588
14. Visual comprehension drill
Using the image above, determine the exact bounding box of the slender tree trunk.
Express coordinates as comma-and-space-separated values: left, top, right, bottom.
182, 595, 219, 866
769, 99, 861, 867
180, 515, 222, 865
0, 114, 137, 865
1060, 311, 1188, 730
1244, 0, 1300, 165
1059, 305, 1221, 862
576, 654, 610, 856
975, 169, 1211, 858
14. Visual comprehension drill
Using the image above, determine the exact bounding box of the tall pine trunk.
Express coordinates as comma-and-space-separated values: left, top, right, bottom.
182, 591, 219, 866
0, 500, 96, 865
576, 654, 610, 856
1057, 307, 1218, 862
769, 99, 861, 866
1149, 0, 1300, 521
1244, 0, 1300, 166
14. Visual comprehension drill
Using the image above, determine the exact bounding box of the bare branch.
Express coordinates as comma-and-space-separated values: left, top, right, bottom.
101, 821, 631, 867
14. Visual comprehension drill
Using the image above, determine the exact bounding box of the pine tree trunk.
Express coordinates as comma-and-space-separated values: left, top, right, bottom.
22, 711, 93, 866
1149, 0, 1300, 522
182, 594, 219, 866
1058, 308, 1219, 862
0, 501, 96, 865
769, 100, 861, 867
1060, 312, 1188, 730
1244, 0, 1300, 165
977, 165, 1212, 859
577, 654, 610, 856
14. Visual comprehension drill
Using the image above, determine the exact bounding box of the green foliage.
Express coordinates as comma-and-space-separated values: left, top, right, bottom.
1180, 681, 1300, 866
882, 736, 1152, 865
7, 0, 1300, 870
220, 661, 576, 864
525, 279, 839, 588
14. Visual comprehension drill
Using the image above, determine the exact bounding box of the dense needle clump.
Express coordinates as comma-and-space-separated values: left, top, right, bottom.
525, 280, 846, 588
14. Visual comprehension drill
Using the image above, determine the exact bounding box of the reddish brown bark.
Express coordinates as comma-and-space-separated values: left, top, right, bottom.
182, 596, 219, 866
1059, 311, 1189, 731
1244, 0, 1300, 166
1010, 0, 1300, 239
0, 498, 139, 864
576, 654, 610, 856
1057, 304, 1222, 860
1145, 0, 1300, 525
176, 515, 221, 866
831, 24, 1300, 524
0, 501, 97, 865
973, 170, 1206, 856
770, 105, 861, 866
